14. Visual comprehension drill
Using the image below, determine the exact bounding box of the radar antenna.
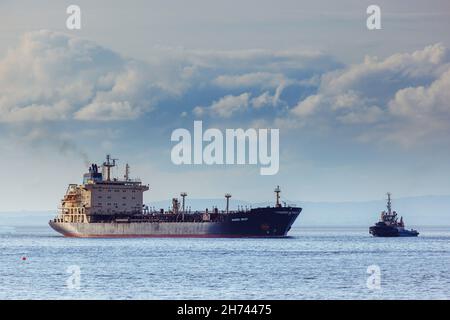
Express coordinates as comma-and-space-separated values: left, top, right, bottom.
103, 154, 118, 181
386, 192, 392, 215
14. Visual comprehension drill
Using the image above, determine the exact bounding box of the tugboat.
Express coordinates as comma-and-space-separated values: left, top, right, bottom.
369, 193, 419, 237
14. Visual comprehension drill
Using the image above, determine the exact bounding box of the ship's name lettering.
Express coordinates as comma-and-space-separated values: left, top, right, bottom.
231, 218, 248, 222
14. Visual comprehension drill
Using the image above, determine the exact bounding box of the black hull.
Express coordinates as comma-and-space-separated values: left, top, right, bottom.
369, 225, 419, 237
210, 207, 301, 237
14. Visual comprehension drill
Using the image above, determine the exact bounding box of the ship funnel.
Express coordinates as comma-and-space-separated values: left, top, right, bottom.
172, 198, 180, 214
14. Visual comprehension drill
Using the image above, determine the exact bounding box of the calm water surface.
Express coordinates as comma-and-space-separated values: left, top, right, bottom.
0, 225, 449, 299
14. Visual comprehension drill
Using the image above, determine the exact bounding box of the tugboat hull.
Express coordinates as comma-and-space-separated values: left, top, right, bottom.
369, 225, 419, 237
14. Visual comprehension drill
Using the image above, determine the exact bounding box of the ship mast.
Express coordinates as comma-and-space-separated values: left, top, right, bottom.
386, 192, 392, 215
225, 193, 232, 213
180, 192, 187, 221
274, 186, 281, 208
124, 163, 130, 181
103, 154, 117, 181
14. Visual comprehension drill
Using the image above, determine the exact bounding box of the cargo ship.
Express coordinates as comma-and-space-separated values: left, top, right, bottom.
369, 193, 419, 237
49, 155, 301, 238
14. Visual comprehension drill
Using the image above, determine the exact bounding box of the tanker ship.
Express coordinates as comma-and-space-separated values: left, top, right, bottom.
49, 155, 301, 238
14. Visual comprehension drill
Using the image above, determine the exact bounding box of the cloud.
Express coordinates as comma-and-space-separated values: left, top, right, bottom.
321, 43, 449, 98
212, 72, 287, 89
389, 68, 450, 118
0, 30, 162, 122
251, 92, 274, 109
250, 82, 287, 109
195, 87, 287, 118
74, 101, 138, 120
5, 31, 450, 148
337, 105, 383, 124
0, 31, 342, 124
383, 68, 450, 145
211, 72, 292, 108
151, 48, 339, 76
194, 93, 251, 118
2, 29, 450, 210
289, 43, 450, 146
292, 94, 322, 117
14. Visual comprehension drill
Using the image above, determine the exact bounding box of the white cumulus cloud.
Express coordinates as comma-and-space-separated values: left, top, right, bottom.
212, 72, 287, 89
0, 30, 163, 122
289, 43, 450, 145
194, 93, 251, 118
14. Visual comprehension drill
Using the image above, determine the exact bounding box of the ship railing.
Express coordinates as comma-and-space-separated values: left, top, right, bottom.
57, 206, 86, 215
122, 178, 142, 184
144, 208, 254, 215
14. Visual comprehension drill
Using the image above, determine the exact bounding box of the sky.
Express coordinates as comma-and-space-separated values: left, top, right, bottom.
1, 0, 450, 211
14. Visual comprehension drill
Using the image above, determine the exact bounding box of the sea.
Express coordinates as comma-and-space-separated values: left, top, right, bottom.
0, 225, 449, 300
